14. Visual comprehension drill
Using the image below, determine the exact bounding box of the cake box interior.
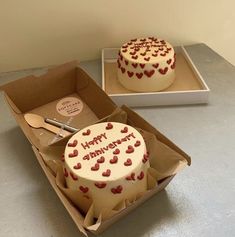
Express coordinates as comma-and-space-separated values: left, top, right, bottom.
102, 46, 210, 107
0, 62, 191, 235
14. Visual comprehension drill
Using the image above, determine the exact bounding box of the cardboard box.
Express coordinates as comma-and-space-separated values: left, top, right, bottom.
0, 62, 191, 235
102, 46, 210, 107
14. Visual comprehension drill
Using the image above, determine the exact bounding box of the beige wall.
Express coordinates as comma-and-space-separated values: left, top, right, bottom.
0, 0, 235, 72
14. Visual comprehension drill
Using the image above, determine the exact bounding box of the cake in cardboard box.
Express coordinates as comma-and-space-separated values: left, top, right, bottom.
117, 37, 176, 92
64, 122, 150, 217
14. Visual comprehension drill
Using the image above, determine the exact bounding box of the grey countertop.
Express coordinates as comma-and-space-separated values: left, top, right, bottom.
0, 43, 234, 237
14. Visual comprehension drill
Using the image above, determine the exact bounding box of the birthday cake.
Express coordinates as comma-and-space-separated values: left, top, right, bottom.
117, 37, 176, 92
64, 122, 150, 217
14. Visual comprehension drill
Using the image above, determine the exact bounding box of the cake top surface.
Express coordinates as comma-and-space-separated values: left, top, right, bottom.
64, 122, 146, 182
120, 37, 174, 63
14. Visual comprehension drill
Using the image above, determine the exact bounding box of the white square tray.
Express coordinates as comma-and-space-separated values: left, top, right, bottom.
101, 46, 210, 107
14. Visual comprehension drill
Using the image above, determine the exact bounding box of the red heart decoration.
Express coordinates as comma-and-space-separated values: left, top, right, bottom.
167, 59, 172, 64
111, 185, 123, 194
131, 38, 137, 42
140, 52, 146, 56
125, 60, 129, 65
140, 38, 146, 42
135, 48, 140, 51
167, 47, 172, 51
126, 145, 134, 154
127, 42, 132, 45
142, 153, 149, 163
130, 51, 136, 56
82, 129, 91, 136
124, 158, 132, 166
79, 186, 89, 193
91, 163, 99, 171
127, 71, 134, 78
152, 63, 159, 69
139, 64, 145, 69
152, 53, 158, 57
106, 122, 113, 130
137, 171, 144, 180
64, 168, 68, 177
68, 139, 78, 147
132, 63, 138, 68
159, 48, 164, 51
159, 67, 168, 75
122, 45, 128, 48
95, 182, 107, 188
121, 67, 126, 73
122, 49, 127, 53
144, 57, 150, 61
117, 60, 121, 68
126, 172, 135, 181
121, 126, 128, 133
171, 62, 176, 69
102, 169, 111, 177
134, 140, 141, 147
61, 154, 65, 162
110, 156, 118, 164
154, 50, 159, 53
132, 55, 138, 60
144, 70, 155, 78
136, 73, 143, 79
97, 156, 105, 163
73, 163, 82, 169
113, 148, 120, 155
70, 172, 78, 181
160, 53, 166, 56
69, 149, 78, 158
160, 40, 166, 44
120, 55, 123, 60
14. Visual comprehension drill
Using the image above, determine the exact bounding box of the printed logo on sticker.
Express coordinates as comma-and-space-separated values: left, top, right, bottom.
56, 97, 83, 117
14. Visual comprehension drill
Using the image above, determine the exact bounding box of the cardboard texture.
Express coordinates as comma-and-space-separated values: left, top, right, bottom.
0, 62, 191, 235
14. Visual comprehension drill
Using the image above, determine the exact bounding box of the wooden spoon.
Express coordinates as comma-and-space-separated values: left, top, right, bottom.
24, 113, 71, 137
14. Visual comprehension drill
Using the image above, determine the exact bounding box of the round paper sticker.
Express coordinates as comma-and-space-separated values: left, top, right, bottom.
56, 97, 83, 117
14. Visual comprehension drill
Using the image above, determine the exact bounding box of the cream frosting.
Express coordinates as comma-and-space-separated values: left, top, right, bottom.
117, 37, 176, 92
64, 122, 149, 217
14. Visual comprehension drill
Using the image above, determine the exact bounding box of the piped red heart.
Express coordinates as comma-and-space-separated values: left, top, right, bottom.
61, 154, 65, 162
142, 153, 149, 163
144, 70, 155, 78
160, 53, 166, 56
64, 168, 68, 177
122, 45, 128, 48
126, 172, 135, 181
113, 148, 120, 155
73, 163, 81, 169
126, 145, 134, 154
125, 60, 129, 65
110, 156, 118, 164
106, 122, 113, 130
131, 38, 137, 42
134, 140, 141, 147
69, 149, 78, 158
124, 158, 132, 166
70, 172, 78, 181
130, 51, 136, 55
121, 67, 126, 73
122, 49, 127, 53
95, 182, 107, 188
82, 129, 91, 136
79, 186, 89, 193
97, 156, 105, 163
171, 62, 176, 69
121, 126, 128, 133
137, 171, 144, 180
127, 71, 134, 78
91, 163, 99, 171
136, 73, 143, 79
140, 52, 146, 56
68, 139, 78, 147
111, 185, 123, 194
167, 59, 172, 64
167, 47, 172, 51
159, 67, 168, 75
152, 63, 159, 69
139, 64, 145, 69
152, 53, 158, 57
132, 63, 138, 68
140, 38, 146, 42
132, 55, 138, 60
144, 57, 150, 61
102, 169, 111, 177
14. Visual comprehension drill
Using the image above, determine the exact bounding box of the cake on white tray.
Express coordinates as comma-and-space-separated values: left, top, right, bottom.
117, 37, 176, 92
64, 122, 150, 217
